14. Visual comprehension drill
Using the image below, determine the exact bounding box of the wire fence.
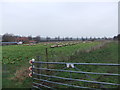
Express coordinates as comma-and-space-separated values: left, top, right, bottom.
29, 58, 120, 89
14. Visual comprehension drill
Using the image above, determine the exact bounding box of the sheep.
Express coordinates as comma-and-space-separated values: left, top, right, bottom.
58, 45, 63, 47
50, 45, 58, 48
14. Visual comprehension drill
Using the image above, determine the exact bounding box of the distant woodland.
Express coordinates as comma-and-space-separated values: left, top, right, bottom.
1, 33, 119, 43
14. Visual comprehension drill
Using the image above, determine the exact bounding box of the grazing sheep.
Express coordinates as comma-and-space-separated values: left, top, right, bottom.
50, 45, 58, 48
44, 44, 47, 46
58, 45, 63, 47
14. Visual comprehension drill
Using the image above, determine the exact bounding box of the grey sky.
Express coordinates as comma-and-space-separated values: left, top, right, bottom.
1, 2, 118, 38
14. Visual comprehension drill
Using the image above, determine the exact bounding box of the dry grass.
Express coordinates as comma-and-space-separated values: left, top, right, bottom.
10, 66, 29, 82
81, 41, 110, 53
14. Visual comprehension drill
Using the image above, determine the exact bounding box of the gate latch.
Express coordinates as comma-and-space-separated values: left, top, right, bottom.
66, 63, 74, 68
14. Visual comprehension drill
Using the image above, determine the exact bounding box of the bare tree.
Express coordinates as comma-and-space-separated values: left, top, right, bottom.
28, 35, 33, 40
34, 35, 41, 43
46, 36, 50, 42
2, 33, 16, 42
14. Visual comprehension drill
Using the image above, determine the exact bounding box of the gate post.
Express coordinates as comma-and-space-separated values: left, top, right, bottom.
45, 48, 49, 69
37, 56, 41, 79
29, 59, 35, 78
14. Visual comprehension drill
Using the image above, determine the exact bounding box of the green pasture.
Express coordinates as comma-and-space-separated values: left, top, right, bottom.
50, 41, 119, 88
2, 41, 119, 88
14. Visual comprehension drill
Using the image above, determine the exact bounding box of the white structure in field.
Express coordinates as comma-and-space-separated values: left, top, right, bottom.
17, 41, 23, 45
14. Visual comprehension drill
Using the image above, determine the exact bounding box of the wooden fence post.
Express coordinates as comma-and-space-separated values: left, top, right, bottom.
45, 48, 49, 69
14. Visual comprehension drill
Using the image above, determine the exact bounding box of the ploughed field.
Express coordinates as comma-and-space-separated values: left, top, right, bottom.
2, 41, 119, 88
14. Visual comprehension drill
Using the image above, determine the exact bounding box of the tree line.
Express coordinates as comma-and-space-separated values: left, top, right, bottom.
1, 33, 118, 43
113, 34, 120, 41
1, 33, 40, 43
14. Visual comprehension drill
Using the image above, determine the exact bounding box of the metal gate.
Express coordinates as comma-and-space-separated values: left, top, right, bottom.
29, 58, 120, 89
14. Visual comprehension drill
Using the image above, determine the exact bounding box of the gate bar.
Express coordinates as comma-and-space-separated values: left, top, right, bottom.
33, 78, 95, 89
33, 61, 120, 66
33, 82, 52, 88
33, 68, 120, 76
33, 73, 120, 86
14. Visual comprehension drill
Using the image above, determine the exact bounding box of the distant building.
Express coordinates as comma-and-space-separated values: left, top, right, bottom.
29, 40, 37, 44
16, 37, 29, 43
17, 41, 23, 45
0, 42, 18, 46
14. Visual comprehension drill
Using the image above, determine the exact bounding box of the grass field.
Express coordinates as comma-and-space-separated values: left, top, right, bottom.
2, 41, 119, 88
49, 41, 119, 88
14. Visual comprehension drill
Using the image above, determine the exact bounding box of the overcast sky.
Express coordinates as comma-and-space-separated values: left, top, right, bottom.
1, 2, 118, 38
